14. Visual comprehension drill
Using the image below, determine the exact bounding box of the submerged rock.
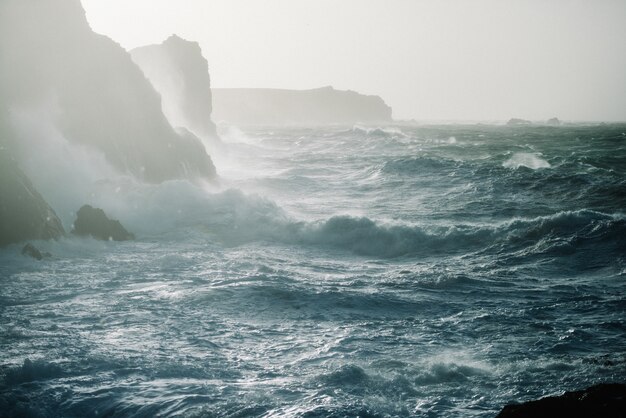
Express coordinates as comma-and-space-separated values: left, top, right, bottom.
21, 243, 51, 260
71, 205, 134, 241
0, 150, 65, 247
496, 383, 626, 418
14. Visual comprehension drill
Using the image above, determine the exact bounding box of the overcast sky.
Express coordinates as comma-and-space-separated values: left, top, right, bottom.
82, 0, 626, 121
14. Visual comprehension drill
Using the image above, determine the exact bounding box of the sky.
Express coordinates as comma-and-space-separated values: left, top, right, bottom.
81, 0, 626, 121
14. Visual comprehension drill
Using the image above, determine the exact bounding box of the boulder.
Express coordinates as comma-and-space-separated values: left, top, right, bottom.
21, 243, 51, 260
496, 383, 626, 418
71, 205, 134, 241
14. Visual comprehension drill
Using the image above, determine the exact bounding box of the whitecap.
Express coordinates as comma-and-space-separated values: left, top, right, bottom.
503, 152, 551, 169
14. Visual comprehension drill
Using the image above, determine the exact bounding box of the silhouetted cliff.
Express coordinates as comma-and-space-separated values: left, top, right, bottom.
212, 86, 393, 126
0, 0, 215, 183
131, 35, 219, 142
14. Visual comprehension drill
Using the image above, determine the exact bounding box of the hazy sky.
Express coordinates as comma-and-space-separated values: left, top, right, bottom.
82, 0, 626, 121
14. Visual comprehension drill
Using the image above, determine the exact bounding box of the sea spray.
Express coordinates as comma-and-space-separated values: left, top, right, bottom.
503, 152, 551, 169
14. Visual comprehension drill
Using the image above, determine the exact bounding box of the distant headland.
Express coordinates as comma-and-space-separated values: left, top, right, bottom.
212, 86, 393, 126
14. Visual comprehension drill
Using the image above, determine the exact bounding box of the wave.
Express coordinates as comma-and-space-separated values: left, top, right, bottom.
201, 281, 430, 320
382, 156, 459, 174
351, 125, 407, 138
413, 362, 490, 385
503, 152, 551, 169
51, 174, 626, 259
292, 210, 624, 258
293, 216, 482, 257
313, 364, 418, 398
17, 153, 621, 260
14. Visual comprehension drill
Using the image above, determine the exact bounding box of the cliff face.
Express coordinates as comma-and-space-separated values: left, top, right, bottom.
130, 35, 219, 142
0, 148, 65, 247
211, 86, 393, 126
0, 0, 215, 183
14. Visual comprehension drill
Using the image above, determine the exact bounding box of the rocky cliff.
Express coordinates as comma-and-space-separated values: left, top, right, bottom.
131, 35, 219, 142
0, 0, 215, 183
212, 86, 393, 126
0, 148, 65, 247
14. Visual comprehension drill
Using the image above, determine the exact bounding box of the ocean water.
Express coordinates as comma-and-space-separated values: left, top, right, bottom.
1, 124, 625, 417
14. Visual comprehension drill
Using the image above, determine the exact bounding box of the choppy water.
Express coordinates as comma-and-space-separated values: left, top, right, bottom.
1, 124, 625, 417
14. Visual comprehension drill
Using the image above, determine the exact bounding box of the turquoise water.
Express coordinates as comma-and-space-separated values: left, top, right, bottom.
1, 124, 625, 417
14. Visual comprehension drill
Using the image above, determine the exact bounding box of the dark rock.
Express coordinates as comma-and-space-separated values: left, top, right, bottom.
0, 150, 65, 247
506, 118, 532, 126
496, 383, 626, 418
71, 205, 134, 241
21, 243, 51, 260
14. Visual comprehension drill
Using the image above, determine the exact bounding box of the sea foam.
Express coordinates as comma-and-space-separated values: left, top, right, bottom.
503, 152, 551, 169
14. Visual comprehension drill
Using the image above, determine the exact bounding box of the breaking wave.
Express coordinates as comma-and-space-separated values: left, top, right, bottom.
503, 152, 551, 169
76, 179, 624, 259
351, 125, 407, 138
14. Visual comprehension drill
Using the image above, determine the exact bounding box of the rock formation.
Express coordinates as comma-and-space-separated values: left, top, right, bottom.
0, 149, 65, 247
496, 383, 626, 418
546, 117, 561, 126
21, 243, 51, 260
0, 0, 215, 183
211, 86, 393, 126
71, 205, 134, 241
131, 35, 219, 142
506, 118, 532, 126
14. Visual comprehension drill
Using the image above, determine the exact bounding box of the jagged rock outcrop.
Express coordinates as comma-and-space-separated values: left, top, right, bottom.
211, 86, 393, 126
131, 35, 219, 142
21, 243, 51, 260
0, 0, 215, 183
71, 205, 134, 241
496, 383, 626, 418
0, 149, 65, 247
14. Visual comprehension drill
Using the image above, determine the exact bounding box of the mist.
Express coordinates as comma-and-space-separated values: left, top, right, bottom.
82, 0, 626, 121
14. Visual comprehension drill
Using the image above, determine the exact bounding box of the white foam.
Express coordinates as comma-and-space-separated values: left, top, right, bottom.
503, 152, 551, 169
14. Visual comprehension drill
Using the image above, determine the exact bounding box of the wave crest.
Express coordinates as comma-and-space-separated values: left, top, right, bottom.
503, 152, 551, 169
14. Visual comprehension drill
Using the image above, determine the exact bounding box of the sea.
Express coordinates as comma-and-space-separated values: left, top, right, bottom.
1, 123, 625, 417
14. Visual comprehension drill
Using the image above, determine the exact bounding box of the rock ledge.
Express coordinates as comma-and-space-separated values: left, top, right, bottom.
496, 383, 626, 418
